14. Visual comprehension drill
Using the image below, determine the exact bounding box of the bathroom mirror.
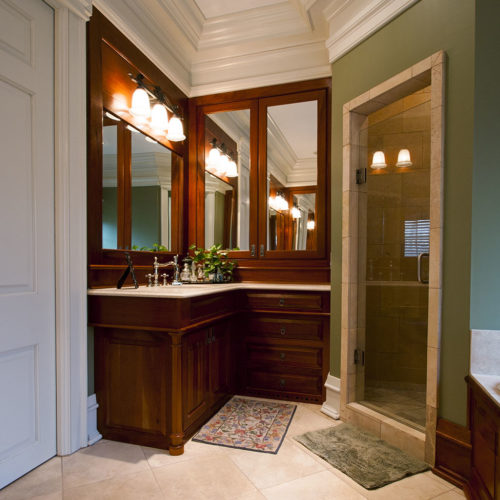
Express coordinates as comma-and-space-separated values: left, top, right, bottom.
101, 109, 177, 252
266, 100, 318, 252
205, 172, 235, 249
204, 109, 250, 251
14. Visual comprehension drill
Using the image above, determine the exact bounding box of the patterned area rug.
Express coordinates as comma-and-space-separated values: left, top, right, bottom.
295, 423, 430, 489
192, 396, 296, 454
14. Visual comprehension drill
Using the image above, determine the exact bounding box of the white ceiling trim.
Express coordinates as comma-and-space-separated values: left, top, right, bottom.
198, 3, 311, 50
325, 0, 419, 63
49, 0, 92, 20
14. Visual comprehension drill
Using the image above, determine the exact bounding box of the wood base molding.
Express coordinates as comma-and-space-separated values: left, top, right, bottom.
433, 418, 471, 489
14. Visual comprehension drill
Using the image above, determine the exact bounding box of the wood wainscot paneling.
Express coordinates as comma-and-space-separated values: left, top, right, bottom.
434, 418, 472, 490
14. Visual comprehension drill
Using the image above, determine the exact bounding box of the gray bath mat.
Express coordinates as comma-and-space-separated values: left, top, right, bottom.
295, 423, 429, 490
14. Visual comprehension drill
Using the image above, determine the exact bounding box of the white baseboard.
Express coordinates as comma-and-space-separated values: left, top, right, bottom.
321, 373, 341, 419
87, 394, 102, 446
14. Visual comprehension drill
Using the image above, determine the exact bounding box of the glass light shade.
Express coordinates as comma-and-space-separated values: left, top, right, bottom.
269, 196, 277, 211
307, 220, 315, 230
370, 150, 387, 169
226, 159, 238, 177
291, 206, 301, 219
206, 146, 221, 168
150, 104, 169, 132
166, 116, 186, 142
217, 154, 230, 176
396, 148, 413, 167
130, 87, 150, 119
275, 194, 288, 211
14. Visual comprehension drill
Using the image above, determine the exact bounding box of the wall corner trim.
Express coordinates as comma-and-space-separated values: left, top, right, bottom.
321, 373, 341, 419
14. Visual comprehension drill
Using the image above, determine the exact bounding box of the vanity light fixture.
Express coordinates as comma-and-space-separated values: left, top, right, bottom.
269, 191, 288, 212
307, 219, 315, 230
291, 204, 301, 219
396, 148, 413, 168
370, 150, 387, 169
206, 139, 238, 177
129, 73, 185, 142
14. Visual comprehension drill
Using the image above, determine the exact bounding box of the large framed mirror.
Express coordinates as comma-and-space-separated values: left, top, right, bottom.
199, 101, 257, 258
102, 109, 180, 253
259, 90, 327, 258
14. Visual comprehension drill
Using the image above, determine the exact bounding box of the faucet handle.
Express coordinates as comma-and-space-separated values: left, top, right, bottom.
145, 273, 153, 287
161, 273, 168, 287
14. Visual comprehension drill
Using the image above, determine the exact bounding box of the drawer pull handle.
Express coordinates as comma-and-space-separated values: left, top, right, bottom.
279, 378, 286, 387
280, 327, 286, 336
280, 352, 286, 360
279, 298, 285, 306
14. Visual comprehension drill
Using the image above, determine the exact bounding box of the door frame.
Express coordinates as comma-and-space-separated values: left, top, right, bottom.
45, 0, 91, 456
340, 52, 445, 464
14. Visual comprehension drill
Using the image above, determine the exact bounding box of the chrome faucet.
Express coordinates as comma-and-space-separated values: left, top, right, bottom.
152, 255, 182, 286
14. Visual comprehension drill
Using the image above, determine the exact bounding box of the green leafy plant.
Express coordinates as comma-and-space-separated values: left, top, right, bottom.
131, 243, 168, 252
189, 244, 237, 282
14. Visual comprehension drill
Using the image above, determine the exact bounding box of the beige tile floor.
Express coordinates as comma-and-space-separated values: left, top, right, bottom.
0, 399, 465, 500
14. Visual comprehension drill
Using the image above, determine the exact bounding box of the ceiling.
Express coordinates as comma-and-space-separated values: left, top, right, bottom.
93, 0, 418, 97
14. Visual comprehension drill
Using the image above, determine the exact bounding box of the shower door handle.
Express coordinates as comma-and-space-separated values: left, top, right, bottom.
417, 252, 429, 284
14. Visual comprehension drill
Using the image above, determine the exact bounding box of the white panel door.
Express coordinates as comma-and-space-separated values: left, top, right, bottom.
0, 0, 55, 488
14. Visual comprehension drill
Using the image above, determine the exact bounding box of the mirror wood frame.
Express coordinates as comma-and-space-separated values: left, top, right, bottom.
189, 79, 331, 280
87, 8, 188, 287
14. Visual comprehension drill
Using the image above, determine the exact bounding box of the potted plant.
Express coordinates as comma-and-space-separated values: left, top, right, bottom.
189, 244, 237, 282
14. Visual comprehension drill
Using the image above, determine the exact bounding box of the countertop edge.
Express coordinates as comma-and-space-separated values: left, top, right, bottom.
470, 373, 500, 409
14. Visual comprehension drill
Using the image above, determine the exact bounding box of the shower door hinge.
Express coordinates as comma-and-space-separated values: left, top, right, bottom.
356, 168, 366, 185
354, 349, 365, 366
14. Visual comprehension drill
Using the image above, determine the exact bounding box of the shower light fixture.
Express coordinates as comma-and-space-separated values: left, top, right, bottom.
396, 148, 413, 168
128, 73, 185, 142
370, 150, 387, 169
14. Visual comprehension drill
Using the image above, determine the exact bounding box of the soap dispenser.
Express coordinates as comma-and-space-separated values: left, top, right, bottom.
180, 262, 191, 283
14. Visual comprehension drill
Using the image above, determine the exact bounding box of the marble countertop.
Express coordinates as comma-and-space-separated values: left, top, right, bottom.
88, 282, 331, 299
470, 373, 500, 409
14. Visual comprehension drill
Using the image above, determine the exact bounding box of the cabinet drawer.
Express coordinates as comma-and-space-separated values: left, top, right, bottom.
246, 344, 322, 370
245, 370, 322, 395
247, 315, 324, 341
246, 292, 324, 312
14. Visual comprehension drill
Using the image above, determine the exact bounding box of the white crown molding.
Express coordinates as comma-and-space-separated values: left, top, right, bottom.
167, 0, 204, 49
198, 3, 311, 50
325, 0, 419, 63
190, 42, 330, 96
92, 0, 192, 96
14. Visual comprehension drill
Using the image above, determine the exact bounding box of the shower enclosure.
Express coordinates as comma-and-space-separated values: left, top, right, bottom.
356, 88, 431, 430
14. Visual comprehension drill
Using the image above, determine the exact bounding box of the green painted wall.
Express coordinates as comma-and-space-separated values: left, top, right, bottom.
471, 0, 500, 329
331, 0, 475, 425
131, 186, 161, 249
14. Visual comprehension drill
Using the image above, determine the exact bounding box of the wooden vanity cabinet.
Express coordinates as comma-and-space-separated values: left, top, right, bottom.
467, 377, 500, 499
241, 291, 330, 403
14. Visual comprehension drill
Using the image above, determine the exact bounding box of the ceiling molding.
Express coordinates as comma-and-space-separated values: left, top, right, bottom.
49, 0, 92, 20
325, 0, 419, 63
198, 3, 311, 50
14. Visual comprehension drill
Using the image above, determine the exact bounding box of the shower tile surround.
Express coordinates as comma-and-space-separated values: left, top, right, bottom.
340, 52, 445, 464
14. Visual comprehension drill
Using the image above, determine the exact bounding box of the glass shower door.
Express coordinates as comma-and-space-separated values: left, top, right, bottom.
357, 90, 431, 430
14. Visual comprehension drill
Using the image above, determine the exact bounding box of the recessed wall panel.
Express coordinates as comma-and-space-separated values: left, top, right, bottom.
0, 0, 33, 66
0, 345, 38, 460
0, 79, 34, 293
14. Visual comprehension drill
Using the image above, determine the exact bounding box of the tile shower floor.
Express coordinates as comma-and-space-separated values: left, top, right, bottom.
362, 384, 427, 430
0, 399, 463, 500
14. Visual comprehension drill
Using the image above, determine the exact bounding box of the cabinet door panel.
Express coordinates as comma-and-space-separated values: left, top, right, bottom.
209, 321, 232, 405
246, 344, 322, 370
182, 328, 209, 430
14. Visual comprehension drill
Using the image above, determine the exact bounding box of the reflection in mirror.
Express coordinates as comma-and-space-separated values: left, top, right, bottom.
266, 100, 318, 251
102, 119, 118, 249
130, 130, 171, 250
205, 172, 235, 248
204, 109, 250, 250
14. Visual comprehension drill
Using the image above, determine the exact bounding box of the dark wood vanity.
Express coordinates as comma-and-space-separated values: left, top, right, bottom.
466, 376, 500, 499
87, 9, 331, 456
89, 286, 330, 454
